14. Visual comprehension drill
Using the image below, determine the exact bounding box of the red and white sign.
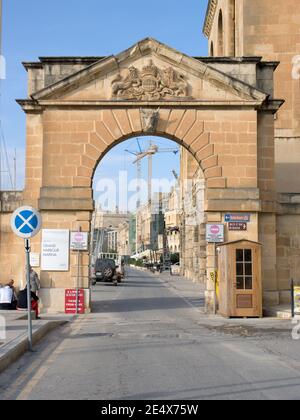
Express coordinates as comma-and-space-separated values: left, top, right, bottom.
210, 225, 220, 235
206, 224, 224, 243
70, 232, 89, 251
65, 289, 85, 314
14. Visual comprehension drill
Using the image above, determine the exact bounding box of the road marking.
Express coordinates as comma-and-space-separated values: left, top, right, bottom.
16, 315, 89, 401
2, 316, 87, 401
153, 273, 206, 315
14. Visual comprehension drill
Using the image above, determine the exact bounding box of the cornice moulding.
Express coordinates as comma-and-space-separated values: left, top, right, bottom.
203, 0, 218, 38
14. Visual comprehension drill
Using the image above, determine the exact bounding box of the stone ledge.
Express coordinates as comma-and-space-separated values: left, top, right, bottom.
205, 188, 260, 201
277, 193, 300, 215
205, 199, 260, 212
39, 198, 94, 211
0, 191, 23, 213
40, 187, 93, 200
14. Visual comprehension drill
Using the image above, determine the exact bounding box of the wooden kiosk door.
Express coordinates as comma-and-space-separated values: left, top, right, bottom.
231, 243, 262, 317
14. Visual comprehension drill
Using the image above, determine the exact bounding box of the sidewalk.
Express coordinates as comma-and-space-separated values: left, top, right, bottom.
145, 270, 293, 337
0, 311, 73, 374
158, 271, 294, 320
157, 271, 206, 313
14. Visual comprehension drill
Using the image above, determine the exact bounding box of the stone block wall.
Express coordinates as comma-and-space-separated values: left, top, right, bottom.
204, 0, 300, 193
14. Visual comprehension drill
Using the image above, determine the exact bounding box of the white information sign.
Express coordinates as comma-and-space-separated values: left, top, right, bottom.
206, 224, 225, 243
41, 229, 70, 271
11, 206, 41, 239
70, 232, 89, 251
30, 253, 40, 268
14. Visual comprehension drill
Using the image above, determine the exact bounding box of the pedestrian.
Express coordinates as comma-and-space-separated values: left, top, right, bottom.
6, 279, 17, 302
0, 285, 17, 310
17, 286, 40, 319
29, 267, 41, 295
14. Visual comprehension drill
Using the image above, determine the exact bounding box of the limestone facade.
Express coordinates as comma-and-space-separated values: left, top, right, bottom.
204, 0, 300, 193
0, 38, 282, 312
203, 0, 300, 304
165, 187, 181, 255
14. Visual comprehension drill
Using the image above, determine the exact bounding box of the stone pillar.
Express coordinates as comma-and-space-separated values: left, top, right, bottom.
23, 112, 44, 207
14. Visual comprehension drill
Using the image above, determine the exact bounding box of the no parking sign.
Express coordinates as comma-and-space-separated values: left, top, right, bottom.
206, 224, 224, 243
10, 206, 42, 352
11, 206, 41, 239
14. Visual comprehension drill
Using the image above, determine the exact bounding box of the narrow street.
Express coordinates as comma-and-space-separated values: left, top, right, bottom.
0, 268, 300, 400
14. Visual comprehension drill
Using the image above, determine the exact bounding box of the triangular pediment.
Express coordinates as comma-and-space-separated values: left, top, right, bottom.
31, 38, 267, 104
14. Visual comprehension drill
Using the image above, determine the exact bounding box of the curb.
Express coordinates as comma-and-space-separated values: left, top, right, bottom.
0, 320, 67, 375
263, 308, 292, 320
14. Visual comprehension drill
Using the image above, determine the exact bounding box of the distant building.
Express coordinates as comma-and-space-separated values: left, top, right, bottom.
165, 186, 181, 255
136, 193, 167, 253
92, 207, 131, 257
117, 216, 136, 257
180, 148, 206, 283
107, 230, 118, 253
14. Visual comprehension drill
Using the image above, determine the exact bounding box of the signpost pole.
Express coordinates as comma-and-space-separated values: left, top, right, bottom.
76, 248, 80, 314
291, 278, 295, 318
213, 243, 217, 315
25, 239, 33, 352
76, 227, 82, 315
11, 206, 41, 351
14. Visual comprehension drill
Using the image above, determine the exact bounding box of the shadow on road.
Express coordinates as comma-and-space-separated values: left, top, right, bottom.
92, 296, 203, 313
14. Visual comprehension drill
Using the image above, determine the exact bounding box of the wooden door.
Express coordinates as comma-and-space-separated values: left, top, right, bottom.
231, 244, 262, 317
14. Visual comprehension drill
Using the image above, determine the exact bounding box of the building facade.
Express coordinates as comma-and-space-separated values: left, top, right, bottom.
203, 0, 300, 304
180, 148, 206, 282
117, 221, 131, 257
0, 37, 285, 312
165, 186, 181, 254
204, 0, 300, 193
136, 193, 166, 253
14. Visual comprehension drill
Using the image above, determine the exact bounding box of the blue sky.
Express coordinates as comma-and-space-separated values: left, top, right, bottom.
0, 0, 209, 193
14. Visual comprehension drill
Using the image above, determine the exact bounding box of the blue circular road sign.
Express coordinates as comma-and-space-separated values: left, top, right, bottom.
11, 206, 41, 239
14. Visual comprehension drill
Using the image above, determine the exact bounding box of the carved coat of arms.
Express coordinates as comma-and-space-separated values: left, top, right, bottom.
111, 60, 189, 100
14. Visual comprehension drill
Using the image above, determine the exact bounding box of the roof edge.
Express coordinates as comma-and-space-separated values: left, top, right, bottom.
203, 0, 218, 38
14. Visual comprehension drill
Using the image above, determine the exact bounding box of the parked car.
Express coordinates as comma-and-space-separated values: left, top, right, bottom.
92, 259, 122, 286
170, 262, 181, 276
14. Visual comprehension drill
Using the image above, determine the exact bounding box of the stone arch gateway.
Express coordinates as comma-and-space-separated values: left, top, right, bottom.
1, 38, 282, 313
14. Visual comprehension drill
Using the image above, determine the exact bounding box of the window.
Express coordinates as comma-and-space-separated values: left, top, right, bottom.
194, 226, 199, 243
218, 10, 224, 56
210, 42, 214, 57
236, 249, 253, 290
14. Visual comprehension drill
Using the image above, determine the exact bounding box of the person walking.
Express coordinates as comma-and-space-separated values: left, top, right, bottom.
29, 267, 41, 295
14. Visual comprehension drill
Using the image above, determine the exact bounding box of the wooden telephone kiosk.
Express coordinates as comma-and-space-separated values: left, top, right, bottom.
217, 240, 262, 318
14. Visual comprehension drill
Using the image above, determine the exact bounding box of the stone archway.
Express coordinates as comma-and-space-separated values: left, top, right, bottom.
3, 38, 282, 313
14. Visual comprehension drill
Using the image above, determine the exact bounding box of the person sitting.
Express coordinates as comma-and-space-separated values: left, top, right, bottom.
17, 287, 40, 319
0, 285, 17, 310
6, 279, 17, 303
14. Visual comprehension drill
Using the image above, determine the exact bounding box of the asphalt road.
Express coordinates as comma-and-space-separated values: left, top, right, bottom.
0, 268, 300, 400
